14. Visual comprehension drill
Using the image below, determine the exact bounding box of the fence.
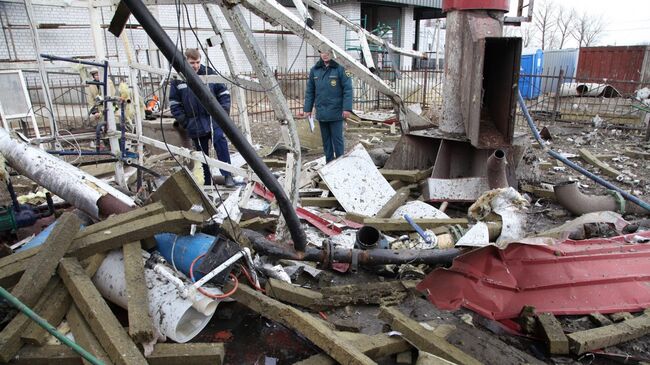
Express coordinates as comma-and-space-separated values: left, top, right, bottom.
518, 70, 650, 128
17, 68, 649, 137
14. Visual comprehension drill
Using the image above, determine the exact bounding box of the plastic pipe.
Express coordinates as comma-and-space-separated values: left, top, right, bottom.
92, 250, 219, 343
155, 233, 216, 278
121, 0, 308, 252
517, 91, 650, 213
0, 286, 105, 365
189, 249, 246, 292
404, 214, 435, 246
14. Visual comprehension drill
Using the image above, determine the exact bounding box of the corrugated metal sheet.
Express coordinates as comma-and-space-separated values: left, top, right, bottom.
327, 0, 442, 8
540, 48, 578, 94
576, 45, 650, 94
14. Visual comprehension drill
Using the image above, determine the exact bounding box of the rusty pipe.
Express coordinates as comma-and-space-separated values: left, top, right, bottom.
486, 149, 509, 189
242, 229, 463, 266
554, 181, 649, 216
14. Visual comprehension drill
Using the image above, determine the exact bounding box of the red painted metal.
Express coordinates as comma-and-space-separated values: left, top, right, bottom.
417, 231, 650, 320
320, 212, 364, 229
253, 183, 342, 236
576, 46, 650, 94
442, 0, 510, 12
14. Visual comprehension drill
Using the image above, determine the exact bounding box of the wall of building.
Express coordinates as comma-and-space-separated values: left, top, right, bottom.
316, 1, 361, 66
400, 6, 414, 70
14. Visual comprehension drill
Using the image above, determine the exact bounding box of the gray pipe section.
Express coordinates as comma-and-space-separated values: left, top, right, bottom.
554, 181, 649, 216
0, 128, 135, 219
122, 0, 307, 251
486, 149, 508, 189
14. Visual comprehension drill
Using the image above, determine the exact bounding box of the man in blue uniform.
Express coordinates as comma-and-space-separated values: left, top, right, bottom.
170, 48, 235, 187
302, 50, 353, 162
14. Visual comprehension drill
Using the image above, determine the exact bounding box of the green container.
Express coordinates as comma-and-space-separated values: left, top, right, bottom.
0, 207, 17, 233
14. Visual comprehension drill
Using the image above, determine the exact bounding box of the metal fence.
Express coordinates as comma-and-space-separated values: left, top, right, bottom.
518, 71, 650, 128
20, 67, 648, 136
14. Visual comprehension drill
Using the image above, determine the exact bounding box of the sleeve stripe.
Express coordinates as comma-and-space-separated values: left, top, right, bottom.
219, 90, 230, 96
169, 100, 181, 105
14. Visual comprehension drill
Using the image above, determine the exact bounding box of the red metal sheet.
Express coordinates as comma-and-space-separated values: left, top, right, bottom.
417, 231, 650, 320
252, 183, 342, 236
576, 46, 649, 94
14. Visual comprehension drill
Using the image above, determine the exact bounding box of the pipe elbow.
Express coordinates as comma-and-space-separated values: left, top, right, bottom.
554, 181, 650, 216
486, 149, 509, 189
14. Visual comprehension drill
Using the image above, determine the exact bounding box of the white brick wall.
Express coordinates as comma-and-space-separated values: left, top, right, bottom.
317, 2, 360, 60
400, 6, 415, 70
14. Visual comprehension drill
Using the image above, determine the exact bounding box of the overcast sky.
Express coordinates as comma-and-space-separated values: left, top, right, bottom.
508, 0, 650, 47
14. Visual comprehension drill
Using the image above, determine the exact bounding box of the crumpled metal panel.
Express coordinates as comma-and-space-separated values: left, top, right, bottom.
417, 230, 650, 320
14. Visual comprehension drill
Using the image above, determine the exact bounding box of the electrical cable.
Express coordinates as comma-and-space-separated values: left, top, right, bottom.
189, 253, 239, 299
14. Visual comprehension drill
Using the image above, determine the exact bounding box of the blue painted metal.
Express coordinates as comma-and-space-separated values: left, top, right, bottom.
403, 214, 434, 246
155, 233, 216, 278
519, 49, 544, 99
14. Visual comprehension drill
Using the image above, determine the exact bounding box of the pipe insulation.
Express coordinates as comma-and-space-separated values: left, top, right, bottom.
0, 128, 135, 219
554, 181, 649, 216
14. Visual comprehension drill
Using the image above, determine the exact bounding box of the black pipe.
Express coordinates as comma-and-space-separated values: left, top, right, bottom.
243, 229, 462, 266
122, 0, 307, 251
47, 150, 114, 156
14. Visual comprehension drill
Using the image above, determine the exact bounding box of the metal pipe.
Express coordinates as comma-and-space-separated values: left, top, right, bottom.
518, 90, 650, 212
486, 149, 509, 189
46, 150, 114, 156
243, 229, 462, 266
121, 0, 307, 251
40, 54, 106, 68
554, 181, 649, 216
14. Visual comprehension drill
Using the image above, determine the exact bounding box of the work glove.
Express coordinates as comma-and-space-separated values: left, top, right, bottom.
173, 114, 186, 128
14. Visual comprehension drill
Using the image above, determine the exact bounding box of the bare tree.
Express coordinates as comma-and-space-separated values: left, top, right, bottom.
572, 12, 606, 47
555, 5, 575, 49
521, 23, 537, 48
533, 0, 557, 50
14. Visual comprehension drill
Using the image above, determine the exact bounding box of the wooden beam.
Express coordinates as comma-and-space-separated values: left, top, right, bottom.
13, 343, 225, 365
149, 170, 216, 219
375, 187, 411, 218
378, 306, 481, 365
21, 283, 72, 346
122, 241, 155, 343
58, 258, 147, 365
0, 278, 60, 362
265, 278, 325, 311
536, 313, 569, 355
578, 148, 621, 178
293, 332, 410, 365
11, 212, 80, 307
380, 168, 433, 183
69, 211, 204, 259
299, 197, 341, 208
75, 202, 166, 239
66, 304, 113, 365
567, 313, 650, 355
229, 283, 376, 365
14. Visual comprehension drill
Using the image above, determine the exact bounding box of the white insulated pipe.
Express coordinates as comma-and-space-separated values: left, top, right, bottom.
0, 128, 135, 219
93, 250, 220, 343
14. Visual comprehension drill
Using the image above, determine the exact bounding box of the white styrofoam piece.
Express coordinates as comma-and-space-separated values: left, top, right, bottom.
391, 200, 449, 219
319, 144, 395, 216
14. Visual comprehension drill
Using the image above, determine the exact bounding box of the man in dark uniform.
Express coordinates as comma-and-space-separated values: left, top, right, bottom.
170, 48, 234, 187
302, 50, 353, 162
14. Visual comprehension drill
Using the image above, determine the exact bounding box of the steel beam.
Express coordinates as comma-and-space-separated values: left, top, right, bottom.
24, 0, 51, 139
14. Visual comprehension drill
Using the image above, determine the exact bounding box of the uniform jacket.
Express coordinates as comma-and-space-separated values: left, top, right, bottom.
170, 65, 231, 139
303, 59, 353, 122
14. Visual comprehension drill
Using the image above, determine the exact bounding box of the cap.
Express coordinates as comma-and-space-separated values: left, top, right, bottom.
89, 67, 99, 75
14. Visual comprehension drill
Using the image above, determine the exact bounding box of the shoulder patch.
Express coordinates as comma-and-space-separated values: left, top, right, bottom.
345, 70, 353, 78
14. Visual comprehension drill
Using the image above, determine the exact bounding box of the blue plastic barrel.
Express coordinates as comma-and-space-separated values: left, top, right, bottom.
155, 233, 217, 278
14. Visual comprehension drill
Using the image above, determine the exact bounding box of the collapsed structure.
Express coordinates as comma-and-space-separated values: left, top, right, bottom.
1, 0, 650, 364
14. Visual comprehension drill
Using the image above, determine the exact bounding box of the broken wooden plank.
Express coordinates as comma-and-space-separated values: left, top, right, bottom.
240, 217, 277, 231
379, 306, 481, 365
578, 148, 621, 178
150, 169, 217, 219
316, 281, 415, 307
380, 168, 433, 183
11, 212, 80, 307
66, 304, 113, 365
610, 312, 634, 322
58, 257, 147, 365
262, 158, 286, 168
21, 253, 106, 347
229, 283, 376, 365
567, 312, 650, 355
13, 343, 225, 365
21, 283, 72, 346
75, 201, 166, 239
299, 197, 341, 208
375, 187, 411, 218
362, 218, 468, 232
122, 241, 155, 343
589, 313, 613, 327
265, 278, 325, 311
147, 343, 225, 365
536, 313, 569, 355
69, 211, 204, 259
0, 278, 59, 362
